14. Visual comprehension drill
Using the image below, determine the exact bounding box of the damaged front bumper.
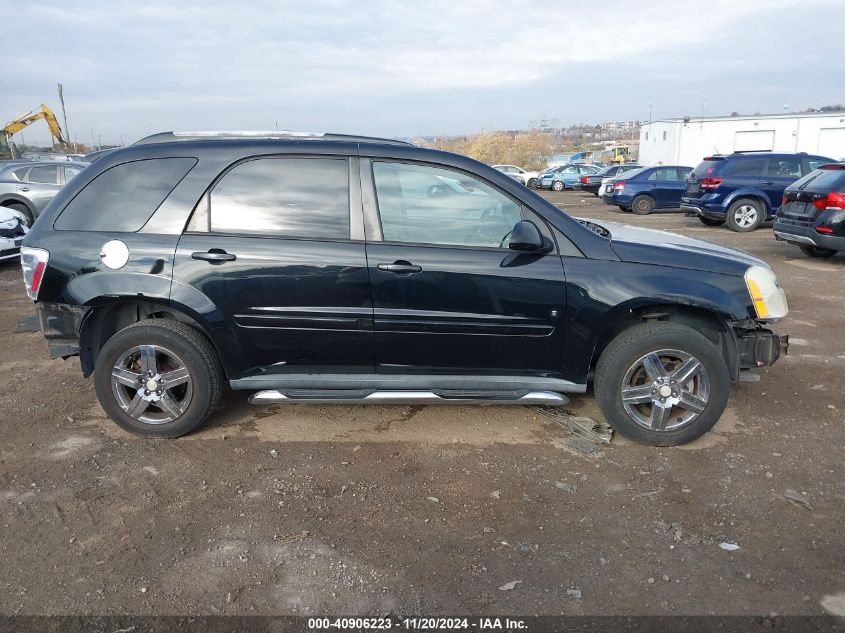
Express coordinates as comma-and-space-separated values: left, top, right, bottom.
735, 326, 788, 369
35, 302, 89, 359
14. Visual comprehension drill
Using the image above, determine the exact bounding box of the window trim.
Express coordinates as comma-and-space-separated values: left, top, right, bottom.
362, 157, 559, 254
182, 154, 360, 242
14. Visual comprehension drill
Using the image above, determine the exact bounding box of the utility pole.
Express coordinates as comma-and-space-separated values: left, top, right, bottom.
57, 83, 71, 150
90, 128, 95, 152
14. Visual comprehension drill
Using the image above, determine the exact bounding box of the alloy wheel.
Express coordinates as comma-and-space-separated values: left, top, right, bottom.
733, 204, 758, 228
619, 348, 710, 431
110, 345, 193, 424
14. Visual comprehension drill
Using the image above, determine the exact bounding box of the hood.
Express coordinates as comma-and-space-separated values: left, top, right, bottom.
582, 219, 766, 276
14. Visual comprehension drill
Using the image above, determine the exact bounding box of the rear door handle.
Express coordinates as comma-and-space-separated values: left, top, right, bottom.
192, 250, 236, 263
19, 187, 30, 192
377, 261, 422, 274
761, 181, 774, 185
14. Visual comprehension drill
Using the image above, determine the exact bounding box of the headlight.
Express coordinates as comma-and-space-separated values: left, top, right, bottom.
744, 265, 788, 320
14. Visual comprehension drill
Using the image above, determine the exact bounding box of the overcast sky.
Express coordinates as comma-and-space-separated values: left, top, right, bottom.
4, 0, 842, 146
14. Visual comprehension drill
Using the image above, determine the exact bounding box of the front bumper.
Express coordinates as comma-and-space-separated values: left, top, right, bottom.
735, 327, 788, 370
0, 236, 25, 261
35, 302, 89, 359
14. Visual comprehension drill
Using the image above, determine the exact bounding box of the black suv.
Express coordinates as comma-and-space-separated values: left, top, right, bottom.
21, 132, 789, 446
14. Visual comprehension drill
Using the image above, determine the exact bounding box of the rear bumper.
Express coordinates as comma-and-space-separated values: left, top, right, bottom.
774, 213, 845, 252
35, 302, 88, 359
735, 327, 788, 370
681, 198, 725, 218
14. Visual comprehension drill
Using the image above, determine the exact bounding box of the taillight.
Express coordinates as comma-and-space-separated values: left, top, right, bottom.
20, 247, 49, 300
613, 181, 625, 190
782, 195, 789, 206
580, 175, 589, 183
816, 226, 834, 233
813, 191, 845, 210
700, 177, 724, 190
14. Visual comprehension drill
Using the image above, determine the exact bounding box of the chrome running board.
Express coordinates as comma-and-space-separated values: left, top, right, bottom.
248, 389, 569, 406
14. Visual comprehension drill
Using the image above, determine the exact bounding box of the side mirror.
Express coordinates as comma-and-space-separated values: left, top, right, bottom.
509, 220, 551, 253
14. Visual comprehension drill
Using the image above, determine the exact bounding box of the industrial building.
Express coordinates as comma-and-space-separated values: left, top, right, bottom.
638, 111, 845, 166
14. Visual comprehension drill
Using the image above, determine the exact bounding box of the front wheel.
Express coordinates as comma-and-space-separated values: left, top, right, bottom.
726, 199, 763, 232
527, 178, 539, 190
799, 245, 836, 258
551, 180, 564, 191
594, 322, 730, 446
699, 216, 724, 227
93, 319, 223, 437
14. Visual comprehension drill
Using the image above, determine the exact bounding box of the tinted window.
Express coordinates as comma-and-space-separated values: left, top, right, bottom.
209, 157, 349, 239
691, 159, 725, 178
767, 157, 801, 178
728, 158, 766, 177
373, 162, 523, 248
28, 165, 59, 184
808, 158, 831, 171
793, 168, 845, 191
55, 158, 197, 232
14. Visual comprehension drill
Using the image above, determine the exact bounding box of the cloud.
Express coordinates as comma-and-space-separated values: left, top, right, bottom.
3, 0, 842, 142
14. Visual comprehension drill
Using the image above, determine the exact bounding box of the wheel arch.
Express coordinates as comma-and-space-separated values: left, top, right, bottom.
724, 189, 771, 215
590, 302, 740, 380
78, 299, 228, 379
0, 194, 36, 219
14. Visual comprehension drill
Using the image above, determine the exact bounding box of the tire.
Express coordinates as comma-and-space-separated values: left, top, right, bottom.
632, 195, 655, 215
799, 245, 836, 258
93, 319, 223, 438
725, 199, 763, 232
527, 178, 539, 190
699, 216, 724, 227
594, 322, 731, 446
551, 180, 564, 191
3, 202, 34, 227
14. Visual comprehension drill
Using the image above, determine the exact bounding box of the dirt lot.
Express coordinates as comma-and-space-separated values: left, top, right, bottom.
0, 190, 842, 617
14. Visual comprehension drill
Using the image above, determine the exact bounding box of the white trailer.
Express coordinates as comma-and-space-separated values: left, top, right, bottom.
639, 112, 845, 167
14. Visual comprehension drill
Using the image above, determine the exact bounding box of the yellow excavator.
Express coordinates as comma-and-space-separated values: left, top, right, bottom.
1, 104, 70, 160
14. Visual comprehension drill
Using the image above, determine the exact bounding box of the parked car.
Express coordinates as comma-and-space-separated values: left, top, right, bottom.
0, 160, 87, 225
0, 206, 27, 262
773, 162, 845, 258
492, 164, 539, 189
601, 166, 693, 214
680, 151, 834, 232
577, 164, 641, 196
22, 131, 788, 446
540, 164, 600, 191
81, 148, 119, 163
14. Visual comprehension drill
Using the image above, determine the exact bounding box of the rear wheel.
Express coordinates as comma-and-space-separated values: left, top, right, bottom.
699, 216, 724, 227
726, 199, 763, 232
594, 322, 730, 446
551, 180, 564, 191
93, 319, 223, 438
799, 245, 837, 258
632, 195, 655, 215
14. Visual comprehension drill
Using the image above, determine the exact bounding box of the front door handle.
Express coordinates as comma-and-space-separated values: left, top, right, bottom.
377, 261, 422, 274
192, 249, 236, 263
19, 187, 30, 192
761, 181, 774, 185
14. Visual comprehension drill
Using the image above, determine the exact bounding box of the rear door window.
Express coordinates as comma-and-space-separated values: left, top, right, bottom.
728, 158, 766, 177
27, 165, 60, 184
55, 158, 197, 231
207, 157, 350, 239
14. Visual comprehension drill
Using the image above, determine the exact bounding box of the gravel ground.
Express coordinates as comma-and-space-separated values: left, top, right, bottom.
0, 190, 842, 616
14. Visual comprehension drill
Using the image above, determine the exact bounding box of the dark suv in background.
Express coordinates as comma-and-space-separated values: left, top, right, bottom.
774, 162, 845, 258
21, 132, 788, 446
681, 151, 833, 231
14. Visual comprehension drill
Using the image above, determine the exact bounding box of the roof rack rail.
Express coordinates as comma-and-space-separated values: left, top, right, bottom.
731, 149, 772, 154
134, 131, 414, 147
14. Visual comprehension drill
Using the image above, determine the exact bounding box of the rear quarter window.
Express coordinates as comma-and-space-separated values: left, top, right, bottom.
54, 158, 197, 232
